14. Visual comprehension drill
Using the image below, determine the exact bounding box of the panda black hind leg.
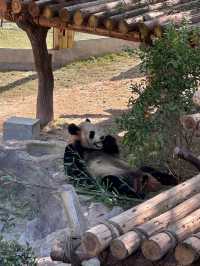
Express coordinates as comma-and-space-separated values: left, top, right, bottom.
140, 166, 178, 186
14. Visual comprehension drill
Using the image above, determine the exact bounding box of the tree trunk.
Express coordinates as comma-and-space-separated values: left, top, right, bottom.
17, 21, 54, 126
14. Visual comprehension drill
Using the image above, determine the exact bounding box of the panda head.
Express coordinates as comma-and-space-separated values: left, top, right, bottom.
68, 119, 105, 150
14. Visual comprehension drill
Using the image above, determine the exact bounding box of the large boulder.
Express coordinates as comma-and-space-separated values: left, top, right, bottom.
0, 140, 123, 258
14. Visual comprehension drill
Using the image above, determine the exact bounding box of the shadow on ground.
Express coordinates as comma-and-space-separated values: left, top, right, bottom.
111, 63, 144, 81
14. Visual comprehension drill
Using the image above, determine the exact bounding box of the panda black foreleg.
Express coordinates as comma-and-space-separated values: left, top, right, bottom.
140, 166, 178, 186
101, 175, 145, 199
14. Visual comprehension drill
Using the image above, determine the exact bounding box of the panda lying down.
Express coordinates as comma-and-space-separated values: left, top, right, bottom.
64, 119, 178, 199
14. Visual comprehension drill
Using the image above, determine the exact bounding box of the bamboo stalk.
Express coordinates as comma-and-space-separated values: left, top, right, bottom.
82, 174, 200, 257
142, 208, 200, 261
175, 232, 200, 265
110, 193, 200, 260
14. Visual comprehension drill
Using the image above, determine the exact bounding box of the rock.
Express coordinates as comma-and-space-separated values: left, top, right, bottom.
81, 258, 100, 266
31, 229, 71, 258
0, 140, 68, 256
37, 256, 70, 266
85, 203, 123, 227
3, 117, 40, 141
0, 140, 124, 259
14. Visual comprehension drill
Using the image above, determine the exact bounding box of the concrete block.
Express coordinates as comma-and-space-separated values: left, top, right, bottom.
3, 117, 40, 141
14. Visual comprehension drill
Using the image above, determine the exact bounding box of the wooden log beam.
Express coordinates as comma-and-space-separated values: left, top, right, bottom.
0, 0, 11, 13
174, 147, 200, 172
193, 90, 200, 107
110, 193, 200, 260
59, 0, 110, 22
11, 0, 30, 14
82, 173, 200, 257
141, 9, 200, 41
42, 0, 97, 19
175, 232, 200, 266
104, 0, 191, 31
73, 0, 126, 26
87, 0, 151, 28
28, 0, 60, 17
142, 208, 200, 261
180, 113, 200, 131
34, 16, 141, 42
154, 12, 200, 38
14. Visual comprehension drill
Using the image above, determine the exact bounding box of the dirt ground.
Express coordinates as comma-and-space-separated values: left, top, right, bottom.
0, 52, 143, 138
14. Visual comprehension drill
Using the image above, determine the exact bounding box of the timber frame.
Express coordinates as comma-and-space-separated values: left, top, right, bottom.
1, 0, 200, 43
0, 0, 199, 125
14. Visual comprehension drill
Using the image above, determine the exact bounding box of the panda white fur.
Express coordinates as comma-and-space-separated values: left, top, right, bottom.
64, 119, 178, 198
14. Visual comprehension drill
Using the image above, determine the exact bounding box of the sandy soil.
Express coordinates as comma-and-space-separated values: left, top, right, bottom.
0, 52, 143, 138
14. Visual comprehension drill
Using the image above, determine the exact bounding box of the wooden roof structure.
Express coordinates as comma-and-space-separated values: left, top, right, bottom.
0, 0, 200, 43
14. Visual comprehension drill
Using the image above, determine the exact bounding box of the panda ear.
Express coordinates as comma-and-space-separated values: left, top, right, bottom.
68, 123, 81, 135
85, 118, 91, 123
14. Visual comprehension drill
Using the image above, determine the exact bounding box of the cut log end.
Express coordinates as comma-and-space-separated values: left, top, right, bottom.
110, 231, 141, 260
110, 239, 128, 260
154, 25, 163, 38
88, 15, 98, 28
11, 0, 22, 14
142, 239, 162, 261
73, 10, 84, 26
104, 18, 113, 31
28, 2, 40, 17
175, 243, 198, 266
138, 22, 151, 41
43, 7, 53, 19
118, 20, 129, 34
142, 232, 176, 261
82, 231, 102, 257
59, 9, 69, 22
0, 0, 9, 12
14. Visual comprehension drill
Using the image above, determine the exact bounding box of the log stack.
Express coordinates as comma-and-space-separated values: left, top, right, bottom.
0, 0, 199, 43
75, 173, 200, 265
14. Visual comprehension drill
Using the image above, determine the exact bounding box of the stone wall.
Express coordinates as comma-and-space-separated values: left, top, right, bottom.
0, 37, 138, 71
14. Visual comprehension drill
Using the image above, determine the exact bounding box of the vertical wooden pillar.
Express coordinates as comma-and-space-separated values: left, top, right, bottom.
53, 27, 75, 49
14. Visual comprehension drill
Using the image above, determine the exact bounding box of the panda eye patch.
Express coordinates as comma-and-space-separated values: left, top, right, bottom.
89, 131, 95, 139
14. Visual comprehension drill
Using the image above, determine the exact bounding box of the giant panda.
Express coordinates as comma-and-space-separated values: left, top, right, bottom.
64, 119, 178, 199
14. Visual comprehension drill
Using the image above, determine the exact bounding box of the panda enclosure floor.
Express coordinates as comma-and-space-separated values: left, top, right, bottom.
0, 51, 143, 139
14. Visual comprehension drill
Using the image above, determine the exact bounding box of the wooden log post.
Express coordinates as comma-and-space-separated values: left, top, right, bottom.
175, 232, 200, 265
180, 113, 200, 131
110, 193, 200, 260
60, 185, 88, 237
193, 90, 200, 106
51, 185, 90, 264
174, 147, 200, 172
17, 21, 54, 126
142, 208, 200, 261
53, 28, 75, 49
82, 173, 200, 257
